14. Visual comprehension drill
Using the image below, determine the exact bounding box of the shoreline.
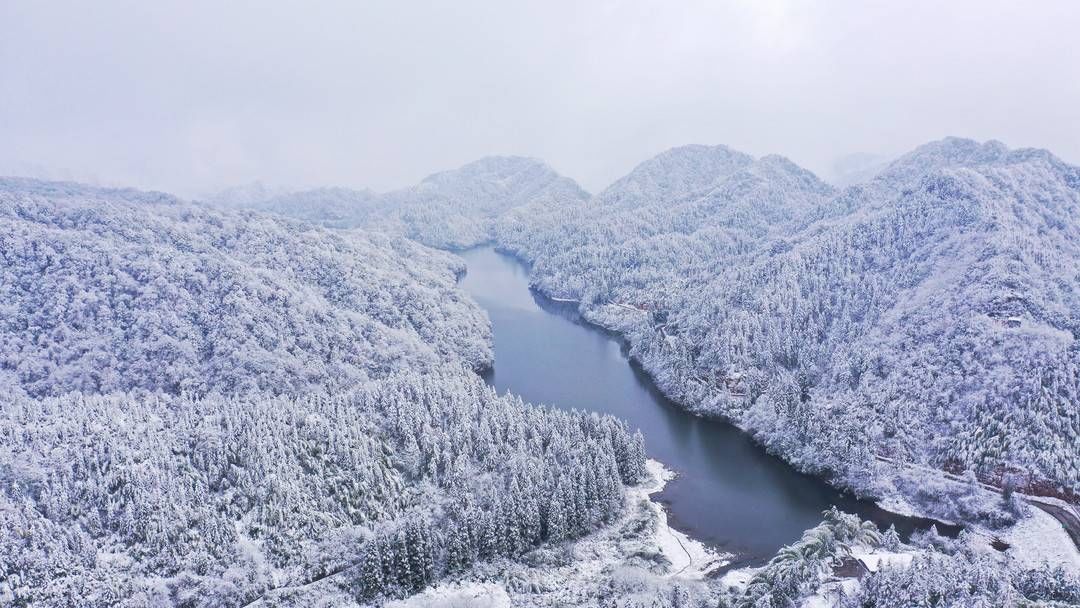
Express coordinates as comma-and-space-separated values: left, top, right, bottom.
638, 459, 731, 579
387, 458, 731, 608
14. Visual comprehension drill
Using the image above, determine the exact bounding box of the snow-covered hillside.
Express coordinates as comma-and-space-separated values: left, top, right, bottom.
0, 178, 658, 607
0, 178, 491, 398
0, 370, 647, 606
494, 138, 1080, 521
2, 141, 1077, 608
593, 144, 756, 209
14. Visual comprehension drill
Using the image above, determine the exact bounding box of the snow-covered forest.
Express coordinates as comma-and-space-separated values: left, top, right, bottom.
713, 508, 1080, 608
0, 178, 492, 398
1, 370, 645, 606
5, 1, 1079, 604
2, 138, 1079, 608
0, 178, 656, 606
494, 138, 1080, 520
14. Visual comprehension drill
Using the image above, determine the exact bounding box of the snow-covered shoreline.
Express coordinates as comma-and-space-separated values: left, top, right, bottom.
389, 459, 729, 607
637, 460, 730, 579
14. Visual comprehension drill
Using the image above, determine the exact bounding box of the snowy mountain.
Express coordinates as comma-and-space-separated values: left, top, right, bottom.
495, 138, 1080, 519
212, 156, 589, 249
496, 149, 837, 306
2, 145, 1077, 607
411, 155, 587, 213
874, 137, 1014, 188
593, 144, 755, 209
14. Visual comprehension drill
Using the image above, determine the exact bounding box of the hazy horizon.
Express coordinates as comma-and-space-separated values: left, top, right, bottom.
3, 1, 1078, 197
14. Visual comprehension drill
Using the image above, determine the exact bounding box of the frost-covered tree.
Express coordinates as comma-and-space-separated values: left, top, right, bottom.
845, 552, 1080, 608
0, 177, 650, 607
736, 508, 881, 608
1, 370, 647, 606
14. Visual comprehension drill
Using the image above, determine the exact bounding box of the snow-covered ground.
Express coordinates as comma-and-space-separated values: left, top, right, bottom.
387, 582, 511, 608
799, 579, 858, 608
246, 459, 730, 607
1000, 503, 1080, 576
876, 460, 1079, 576
852, 551, 914, 573
716, 509, 1080, 608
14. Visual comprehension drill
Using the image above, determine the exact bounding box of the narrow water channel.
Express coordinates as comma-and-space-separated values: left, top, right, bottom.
458, 246, 957, 566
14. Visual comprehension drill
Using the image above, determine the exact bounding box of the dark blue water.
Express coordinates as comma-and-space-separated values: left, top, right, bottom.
458, 246, 957, 566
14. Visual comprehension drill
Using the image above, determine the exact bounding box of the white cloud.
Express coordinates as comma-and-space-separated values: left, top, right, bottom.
1, 1, 1077, 196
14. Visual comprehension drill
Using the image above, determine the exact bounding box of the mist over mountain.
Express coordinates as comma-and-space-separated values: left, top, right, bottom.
829, 152, 892, 187
207, 156, 588, 249
203, 181, 295, 209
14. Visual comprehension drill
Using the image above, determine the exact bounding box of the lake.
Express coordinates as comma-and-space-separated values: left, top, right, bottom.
458, 246, 956, 566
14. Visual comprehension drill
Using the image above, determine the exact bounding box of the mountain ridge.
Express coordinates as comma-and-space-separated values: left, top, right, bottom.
492, 137, 1080, 521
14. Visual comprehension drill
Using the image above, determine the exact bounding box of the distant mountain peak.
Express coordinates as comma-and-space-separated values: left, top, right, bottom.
421, 155, 553, 184
415, 155, 586, 202
595, 144, 755, 208
874, 137, 1011, 185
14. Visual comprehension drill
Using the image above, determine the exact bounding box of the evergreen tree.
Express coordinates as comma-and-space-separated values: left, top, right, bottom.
882, 524, 901, 552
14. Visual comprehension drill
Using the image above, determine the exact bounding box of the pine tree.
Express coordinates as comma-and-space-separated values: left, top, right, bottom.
405, 520, 433, 591
355, 540, 384, 601
882, 524, 901, 551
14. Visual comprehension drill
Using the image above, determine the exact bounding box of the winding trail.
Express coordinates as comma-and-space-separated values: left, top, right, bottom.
1029, 500, 1080, 551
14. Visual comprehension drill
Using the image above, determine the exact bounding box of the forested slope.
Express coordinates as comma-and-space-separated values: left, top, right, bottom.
0, 370, 645, 606
0, 178, 492, 398
495, 138, 1080, 518
0, 178, 649, 607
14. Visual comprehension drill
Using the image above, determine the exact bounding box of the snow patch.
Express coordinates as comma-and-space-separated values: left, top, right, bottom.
799, 579, 859, 608
851, 551, 914, 573
386, 582, 511, 608
1002, 505, 1080, 576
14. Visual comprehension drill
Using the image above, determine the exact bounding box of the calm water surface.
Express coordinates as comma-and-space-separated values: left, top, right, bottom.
458, 246, 956, 566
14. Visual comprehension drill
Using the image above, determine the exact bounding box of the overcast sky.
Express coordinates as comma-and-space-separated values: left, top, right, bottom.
2, 1, 1078, 197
